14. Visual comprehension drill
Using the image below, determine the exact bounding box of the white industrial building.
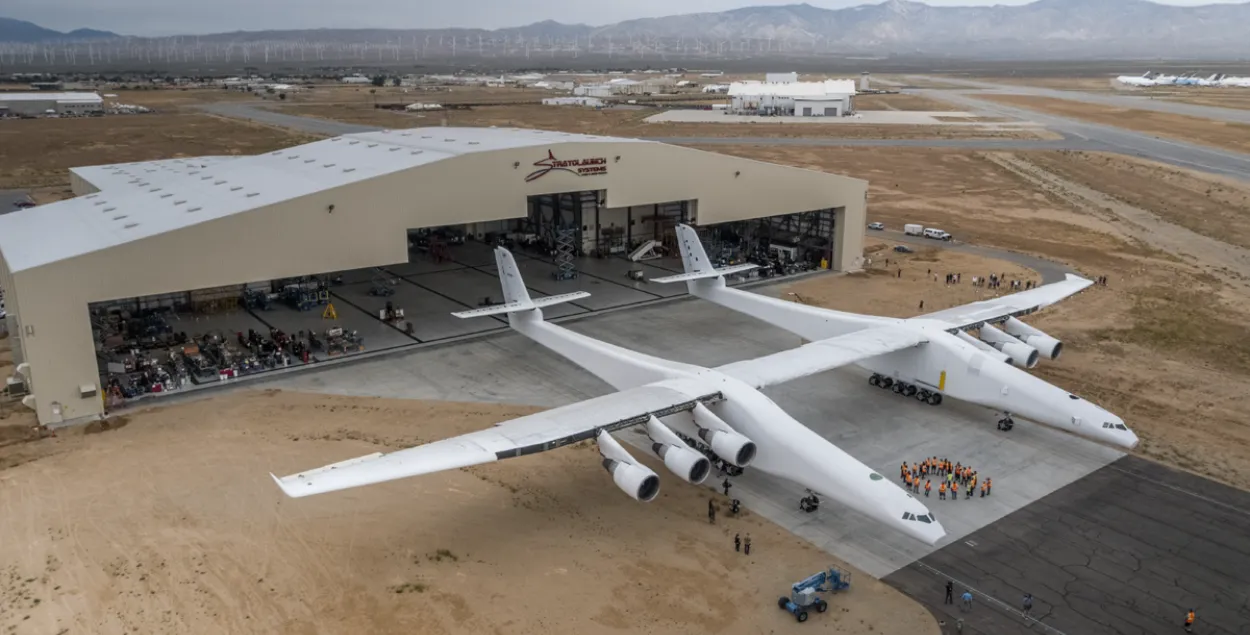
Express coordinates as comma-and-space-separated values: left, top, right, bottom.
728, 79, 857, 117
574, 77, 676, 98
0, 92, 104, 116
542, 97, 605, 107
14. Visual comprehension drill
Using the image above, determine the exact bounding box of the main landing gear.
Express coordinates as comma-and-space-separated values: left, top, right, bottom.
997, 413, 1015, 432
869, 374, 943, 406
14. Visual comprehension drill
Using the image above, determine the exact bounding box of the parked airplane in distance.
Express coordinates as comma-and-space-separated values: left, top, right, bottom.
272, 247, 946, 545
656, 224, 1138, 450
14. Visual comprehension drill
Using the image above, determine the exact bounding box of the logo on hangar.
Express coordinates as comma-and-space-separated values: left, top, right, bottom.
525, 150, 609, 182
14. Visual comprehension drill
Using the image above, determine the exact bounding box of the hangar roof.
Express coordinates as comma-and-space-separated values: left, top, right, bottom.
0, 92, 103, 103
728, 79, 857, 97
0, 127, 648, 274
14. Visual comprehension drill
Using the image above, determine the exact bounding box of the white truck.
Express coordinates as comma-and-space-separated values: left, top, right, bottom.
903, 224, 923, 236
923, 228, 952, 241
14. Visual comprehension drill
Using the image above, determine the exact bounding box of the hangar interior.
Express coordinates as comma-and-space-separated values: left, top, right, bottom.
0, 126, 867, 426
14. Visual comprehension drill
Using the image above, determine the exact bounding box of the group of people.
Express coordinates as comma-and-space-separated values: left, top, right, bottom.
901, 458, 992, 501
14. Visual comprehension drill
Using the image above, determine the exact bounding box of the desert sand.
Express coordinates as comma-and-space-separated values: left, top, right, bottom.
0, 389, 937, 635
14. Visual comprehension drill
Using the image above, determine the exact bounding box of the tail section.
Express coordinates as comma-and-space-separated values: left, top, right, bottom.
651, 224, 758, 286
451, 247, 589, 319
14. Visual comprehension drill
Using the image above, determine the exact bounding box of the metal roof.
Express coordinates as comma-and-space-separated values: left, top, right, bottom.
728, 80, 857, 98
72, 156, 237, 193
0, 127, 649, 273
0, 92, 103, 103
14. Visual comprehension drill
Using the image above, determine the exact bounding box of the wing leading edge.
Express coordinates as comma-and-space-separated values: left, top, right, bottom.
271, 384, 722, 498
918, 274, 1093, 331
716, 326, 928, 390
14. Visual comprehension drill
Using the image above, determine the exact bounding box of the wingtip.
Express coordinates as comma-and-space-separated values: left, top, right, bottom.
270, 472, 294, 498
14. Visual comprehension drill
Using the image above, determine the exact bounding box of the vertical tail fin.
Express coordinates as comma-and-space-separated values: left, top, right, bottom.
450, 247, 591, 319
651, 224, 758, 286
494, 246, 532, 306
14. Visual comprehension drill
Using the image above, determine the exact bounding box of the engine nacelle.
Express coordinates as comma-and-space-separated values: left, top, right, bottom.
597, 431, 660, 502
1003, 316, 1063, 360
979, 324, 1039, 368
653, 443, 712, 484
646, 417, 711, 484
697, 428, 757, 467
955, 331, 1011, 365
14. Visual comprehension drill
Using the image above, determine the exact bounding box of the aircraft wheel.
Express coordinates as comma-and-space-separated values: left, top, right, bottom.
928, 393, 943, 406
917, 389, 931, 402
868, 375, 880, 387
779, 597, 791, 610
880, 377, 894, 389
904, 384, 918, 397
796, 610, 808, 623
892, 382, 904, 394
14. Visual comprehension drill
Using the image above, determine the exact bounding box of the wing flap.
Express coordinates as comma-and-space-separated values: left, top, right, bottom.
920, 274, 1093, 330
717, 327, 928, 389
271, 384, 721, 498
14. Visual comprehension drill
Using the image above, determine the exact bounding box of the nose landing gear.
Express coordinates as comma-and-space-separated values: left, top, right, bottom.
997, 413, 1014, 431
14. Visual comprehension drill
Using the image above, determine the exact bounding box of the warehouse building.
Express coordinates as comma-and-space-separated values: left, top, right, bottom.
0, 127, 868, 426
728, 79, 856, 117
0, 92, 104, 116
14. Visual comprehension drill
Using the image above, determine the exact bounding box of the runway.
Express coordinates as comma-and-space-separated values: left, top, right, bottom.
885, 455, 1250, 635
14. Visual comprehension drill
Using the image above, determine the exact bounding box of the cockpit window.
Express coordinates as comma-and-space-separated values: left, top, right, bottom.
1068, 394, 1080, 400
917, 514, 932, 524
1115, 424, 1128, 431
902, 512, 934, 523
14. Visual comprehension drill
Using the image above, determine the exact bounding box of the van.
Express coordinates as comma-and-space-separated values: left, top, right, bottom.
923, 228, 951, 241
904, 224, 923, 236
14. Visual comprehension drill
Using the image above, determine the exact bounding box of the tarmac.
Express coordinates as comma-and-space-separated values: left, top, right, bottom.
886, 454, 1250, 635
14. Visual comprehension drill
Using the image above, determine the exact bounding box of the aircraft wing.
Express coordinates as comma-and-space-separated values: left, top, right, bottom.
918, 274, 1094, 331
716, 326, 928, 390
271, 384, 721, 498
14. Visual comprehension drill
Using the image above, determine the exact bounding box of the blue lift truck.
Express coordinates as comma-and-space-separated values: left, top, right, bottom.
778, 567, 852, 623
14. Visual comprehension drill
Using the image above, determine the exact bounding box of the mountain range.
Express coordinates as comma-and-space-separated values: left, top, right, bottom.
2, 0, 1249, 58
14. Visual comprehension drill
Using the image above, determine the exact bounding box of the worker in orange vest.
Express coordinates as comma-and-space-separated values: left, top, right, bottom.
939, 482, 947, 500
905, 472, 913, 490
1185, 608, 1195, 632
986, 478, 992, 496
901, 462, 908, 481
925, 480, 932, 497
980, 481, 988, 498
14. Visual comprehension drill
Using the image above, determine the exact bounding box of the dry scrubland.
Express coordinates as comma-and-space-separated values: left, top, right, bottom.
0, 114, 319, 191
0, 390, 936, 635
978, 94, 1250, 153
700, 145, 1250, 490
277, 102, 1045, 140
845, 93, 958, 112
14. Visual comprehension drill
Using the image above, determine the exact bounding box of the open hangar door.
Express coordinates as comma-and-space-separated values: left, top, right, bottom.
692, 208, 837, 278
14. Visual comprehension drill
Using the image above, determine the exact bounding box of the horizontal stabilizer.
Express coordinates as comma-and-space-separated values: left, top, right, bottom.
652, 263, 759, 284
451, 291, 590, 319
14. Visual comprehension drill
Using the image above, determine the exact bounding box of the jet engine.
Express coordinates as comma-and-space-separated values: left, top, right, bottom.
1003, 316, 1063, 360
646, 417, 712, 484
692, 404, 757, 467
978, 324, 1039, 369
955, 331, 1012, 365
596, 431, 660, 502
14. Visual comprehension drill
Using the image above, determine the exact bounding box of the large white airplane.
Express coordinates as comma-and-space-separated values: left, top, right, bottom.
654, 225, 1138, 450
271, 248, 947, 545
1115, 71, 1158, 87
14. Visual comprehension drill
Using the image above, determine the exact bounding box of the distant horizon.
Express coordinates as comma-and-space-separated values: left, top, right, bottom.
5, 0, 1250, 38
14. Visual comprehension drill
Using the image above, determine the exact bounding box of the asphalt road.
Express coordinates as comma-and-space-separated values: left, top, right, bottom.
885, 455, 1250, 635
916, 89, 1250, 181
911, 75, 1250, 126
200, 102, 381, 136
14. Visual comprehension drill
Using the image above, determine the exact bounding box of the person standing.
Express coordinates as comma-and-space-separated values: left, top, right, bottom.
1022, 593, 1033, 619
1185, 608, 1195, 633
961, 590, 973, 612
722, 478, 732, 497
708, 499, 716, 524
986, 478, 992, 496
744, 534, 752, 555
939, 481, 947, 500
945, 580, 954, 605
734, 533, 741, 552
925, 480, 932, 497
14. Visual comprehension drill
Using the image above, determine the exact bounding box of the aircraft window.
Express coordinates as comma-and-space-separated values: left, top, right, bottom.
1115, 424, 1128, 431
917, 514, 932, 524
902, 512, 909, 520
1103, 422, 1112, 429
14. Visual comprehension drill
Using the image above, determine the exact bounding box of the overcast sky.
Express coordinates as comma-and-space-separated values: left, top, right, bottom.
7, 0, 1245, 36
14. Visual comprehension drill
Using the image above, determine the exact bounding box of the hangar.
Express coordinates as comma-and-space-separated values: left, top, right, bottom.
0, 127, 868, 426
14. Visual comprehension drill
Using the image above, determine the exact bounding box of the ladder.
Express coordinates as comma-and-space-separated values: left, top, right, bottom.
552, 228, 578, 281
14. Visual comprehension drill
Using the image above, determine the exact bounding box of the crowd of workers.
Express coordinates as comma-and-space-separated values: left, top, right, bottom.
901, 458, 991, 501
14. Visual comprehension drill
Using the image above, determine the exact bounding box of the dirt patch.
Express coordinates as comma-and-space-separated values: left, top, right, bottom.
0, 114, 321, 189
854, 93, 959, 111
977, 94, 1250, 153
275, 103, 1050, 140
0, 390, 936, 635
82, 415, 130, 435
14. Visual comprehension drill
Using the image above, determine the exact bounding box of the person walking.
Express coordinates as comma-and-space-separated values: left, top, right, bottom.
734, 533, 741, 552
722, 478, 732, 497
1022, 593, 1033, 620
1185, 608, 1195, 633
961, 590, 973, 612
744, 534, 752, 555
944, 580, 954, 605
